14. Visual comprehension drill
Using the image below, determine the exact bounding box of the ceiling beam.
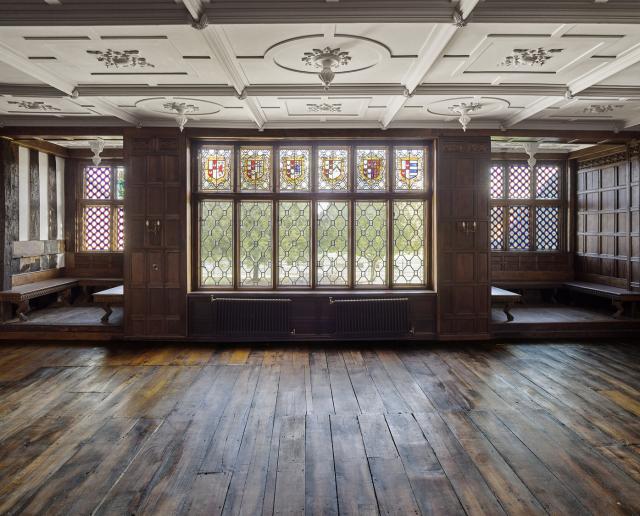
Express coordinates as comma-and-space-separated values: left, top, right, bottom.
503, 96, 565, 128
178, 0, 206, 20
87, 98, 139, 125
568, 45, 640, 95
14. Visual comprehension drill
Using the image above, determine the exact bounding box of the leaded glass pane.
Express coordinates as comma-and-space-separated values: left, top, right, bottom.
318, 147, 349, 191
116, 205, 125, 251
200, 145, 233, 192
200, 201, 233, 287
536, 206, 559, 250
279, 147, 310, 191
83, 205, 111, 251
394, 148, 425, 191
508, 206, 530, 250
536, 164, 560, 199
356, 148, 387, 191
317, 201, 349, 286
508, 164, 531, 199
490, 164, 505, 199
355, 202, 387, 285
240, 147, 272, 191
115, 166, 125, 200
239, 201, 272, 287
393, 201, 424, 285
278, 201, 311, 286
490, 206, 504, 250
84, 166, 111, 200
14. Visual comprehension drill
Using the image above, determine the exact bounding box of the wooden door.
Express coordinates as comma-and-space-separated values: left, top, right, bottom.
436, 137, 491, 339
124, 129, 187, 338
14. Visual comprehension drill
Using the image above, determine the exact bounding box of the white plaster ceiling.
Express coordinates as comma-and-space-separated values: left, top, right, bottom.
0, 11, 640, 132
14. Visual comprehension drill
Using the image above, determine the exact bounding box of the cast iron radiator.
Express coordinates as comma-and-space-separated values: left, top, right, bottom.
211, 297, 292, 336
330, 297, 411, 336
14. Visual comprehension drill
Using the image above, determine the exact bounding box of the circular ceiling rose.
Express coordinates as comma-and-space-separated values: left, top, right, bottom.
264, 34, 388, 76
427, 96, 511, 118
135, 96, 223, 117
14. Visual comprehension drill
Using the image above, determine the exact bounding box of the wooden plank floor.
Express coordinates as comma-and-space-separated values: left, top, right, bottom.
0, 341, 639, 515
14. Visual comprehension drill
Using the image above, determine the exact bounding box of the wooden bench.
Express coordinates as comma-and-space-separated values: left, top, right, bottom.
0, 278, 79, 321
492, 286, 522, 322
92, 285, 123, 323
563, 281, 640, 318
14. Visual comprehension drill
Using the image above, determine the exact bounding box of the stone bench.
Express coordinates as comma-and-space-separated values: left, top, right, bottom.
491, 286, 522, 322
92, 285, 123, 323
563, 281, 640, 318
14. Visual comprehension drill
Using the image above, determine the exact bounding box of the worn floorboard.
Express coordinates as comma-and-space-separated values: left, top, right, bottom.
0, 341, 638, 515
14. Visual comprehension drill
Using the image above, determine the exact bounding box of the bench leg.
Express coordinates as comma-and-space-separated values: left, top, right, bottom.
101, 304, 113, 324
612, 300, 624, 319
17, 300, 30, 321
503, 302, 514, 322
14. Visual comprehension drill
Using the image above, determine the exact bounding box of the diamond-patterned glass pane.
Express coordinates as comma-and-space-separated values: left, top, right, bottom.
508, 164, 531, 199
239, 201, 272, 287
278, 201, 311, 286
240, 147, 272, 192
115, 166, 125, 200
317, 201, 349, 286
356, 148, 387, 191
116, 205, 124, 251
355, 201, 387, 286
490, 164, 505, 199
200, 201, 234, 287
200, 146, 233, 192
508, 206, 530, 250
536, 164, 560, 199
84, 166, 111, 200
83, 205, 111, 251
393, 201, 424, 285
536, 206, 559, 250
318, 147, 349, 191
279, 148, 310, 191
394, 148, 425, 191
490, 206, 504, 250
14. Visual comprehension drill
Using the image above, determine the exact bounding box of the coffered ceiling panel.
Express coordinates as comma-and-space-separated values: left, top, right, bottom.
255, 95, 392, 122
0, 95, 103, 117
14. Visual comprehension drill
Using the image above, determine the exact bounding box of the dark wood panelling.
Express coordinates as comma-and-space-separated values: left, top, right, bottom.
1, 141, 19, 291
436, 137, 491, 339
65, 252, 123, 278
491, 252, 572, 282
123, 129, 187, 338
28, 149, 39, 241
47, 154, 57, 241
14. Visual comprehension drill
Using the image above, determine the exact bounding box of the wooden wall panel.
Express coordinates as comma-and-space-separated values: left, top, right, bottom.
436, 137, 491, 340
574, 148, 636, 289
491, 252, 572, 283
123, 128, 187, 338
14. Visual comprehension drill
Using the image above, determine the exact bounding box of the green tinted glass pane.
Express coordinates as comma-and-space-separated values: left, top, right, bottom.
317, 201, 349, 286
116, 167, 125, 200
393, 201, 424, 284
240, 201, 272, 287
278, 201, 311, 286
355, 201, 387, 285
200, 201, 234, 287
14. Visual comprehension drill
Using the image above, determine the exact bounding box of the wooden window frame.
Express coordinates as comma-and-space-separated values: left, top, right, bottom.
490, 158, 567, 253
77, 161, 125, 253
192, 139, 433, 291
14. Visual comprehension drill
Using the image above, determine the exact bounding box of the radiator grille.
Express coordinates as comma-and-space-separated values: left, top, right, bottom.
212, 297, 291, 336
331, 297, 410, 336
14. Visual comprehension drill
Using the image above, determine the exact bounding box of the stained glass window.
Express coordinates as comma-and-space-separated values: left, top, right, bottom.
200, 201, 233, 287
355, 201, 387, 285
490, 164, 505, 199
356, 148, 387, 191
536, 164, 560, 199
239, 201, 272, 287
393, 201, 424, 284
81, 165, 125, 252
394, 148, 425, 191
490, 207, 504, 250
240, 147, 272, 192
200, 146, 233, 192
508, 206, 530, 250
278, 201, 311, 286
317, 201, 349, 286
536, 206, 559, 250
508, 164, 531, 199
279, 147, 310, 191
318, 147, 349, 191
